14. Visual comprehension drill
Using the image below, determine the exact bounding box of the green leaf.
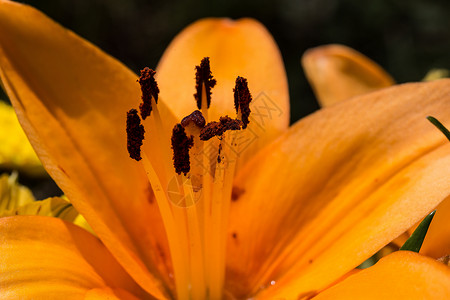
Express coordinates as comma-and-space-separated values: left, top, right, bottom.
400, 210, 436, 252
427, 116, 450, 141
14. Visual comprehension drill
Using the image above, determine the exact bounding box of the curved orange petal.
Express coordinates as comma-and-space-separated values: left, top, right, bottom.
226, 79, 450, 298
157, 18, 289, 170
0, 1, 173, 296
313, 251, 450, 300
302, 44, 394, 107
0, 216, 149, 299
258, 144, 450, 299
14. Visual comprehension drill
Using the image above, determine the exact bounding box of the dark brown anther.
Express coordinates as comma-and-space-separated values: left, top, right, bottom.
233, 76, 252, 129
194, 57, 217, 110
181, 110, 206, 128
171, 124, 194, 175
138, 67, 159, 120
126, 109, 145, 161
199, 116, 243, 141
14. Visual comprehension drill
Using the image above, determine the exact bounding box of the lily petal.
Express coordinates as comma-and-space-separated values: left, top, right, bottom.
157, 18, 289, 169
227, 79, 450, 298
0, 216, 148, 299
313, 251, 450, 300
0, 1, 172, 296
302, 44, 394, 107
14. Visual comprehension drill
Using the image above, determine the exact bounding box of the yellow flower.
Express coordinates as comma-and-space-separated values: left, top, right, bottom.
1, 1, 450, 299
0, 172, 93, 234
0, 101, 45, 176
0, 171, 34, 209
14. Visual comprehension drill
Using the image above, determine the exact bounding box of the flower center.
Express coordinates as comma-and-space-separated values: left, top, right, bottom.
126, 58, 252, 300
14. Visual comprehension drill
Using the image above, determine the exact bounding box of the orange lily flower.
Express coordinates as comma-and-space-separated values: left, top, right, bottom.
1, 1, 450, 299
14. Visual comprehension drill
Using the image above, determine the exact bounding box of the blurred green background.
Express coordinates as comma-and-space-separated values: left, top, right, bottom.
2, 0, 450, 122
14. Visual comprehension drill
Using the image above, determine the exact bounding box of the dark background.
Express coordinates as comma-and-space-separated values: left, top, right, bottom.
2, 0, 450, 123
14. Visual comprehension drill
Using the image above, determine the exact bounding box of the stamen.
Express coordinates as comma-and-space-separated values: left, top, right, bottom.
128, 60, 255, 299
233, 76, 252, 129
138, 67, 160, 119
181, 110, 206, 128
139, 153, 190, 300
126, 109, 145, 161
199, 116, 243, 141
171, 124, 194, 175
194, 57, 216, 110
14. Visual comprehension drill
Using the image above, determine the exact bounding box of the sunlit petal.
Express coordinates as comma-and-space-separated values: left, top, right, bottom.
0, 1, 173, 296
227, 79, 450, 298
